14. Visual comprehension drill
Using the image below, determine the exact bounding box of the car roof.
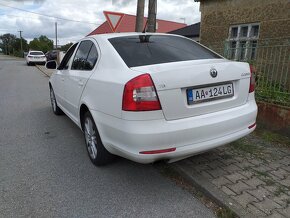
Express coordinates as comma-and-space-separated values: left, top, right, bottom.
29, 50, 43, 53
85, 32, 178, 41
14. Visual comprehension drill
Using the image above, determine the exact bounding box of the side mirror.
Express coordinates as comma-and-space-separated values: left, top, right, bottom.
45, 60, 57, 70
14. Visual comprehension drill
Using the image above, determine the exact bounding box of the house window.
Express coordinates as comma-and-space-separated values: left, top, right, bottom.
250, 25, 259, 37
240, 26, 248, 38
229, 41, 237, 60
239, 41, 247, 60
228, 23, 260, 61
231, 27, 238, 38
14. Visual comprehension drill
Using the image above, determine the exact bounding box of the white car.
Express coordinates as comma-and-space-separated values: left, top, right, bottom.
46, 33, 257, 166
26, 50, 47, 65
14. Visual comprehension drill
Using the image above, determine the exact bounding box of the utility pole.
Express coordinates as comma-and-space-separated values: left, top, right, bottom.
135, 0, 145, 32
18, 30, 23, 56
55, 22, 58, 49
147, 0, 157, 32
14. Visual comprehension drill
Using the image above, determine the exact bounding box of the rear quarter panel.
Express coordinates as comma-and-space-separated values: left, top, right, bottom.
80, 37, 141, 119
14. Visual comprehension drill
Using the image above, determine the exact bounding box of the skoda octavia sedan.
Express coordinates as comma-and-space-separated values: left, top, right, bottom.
47, 33, 257, 166
26, 50, 47, 65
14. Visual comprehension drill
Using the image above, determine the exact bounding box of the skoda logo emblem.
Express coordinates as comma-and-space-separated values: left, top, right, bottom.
210, 68, 218, 78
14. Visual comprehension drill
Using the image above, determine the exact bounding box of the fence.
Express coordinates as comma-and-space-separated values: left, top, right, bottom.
207, 38, 290, 107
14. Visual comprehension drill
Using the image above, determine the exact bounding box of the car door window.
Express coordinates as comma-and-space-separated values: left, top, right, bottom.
58, 43, 78, 70
71, 40, 93, 71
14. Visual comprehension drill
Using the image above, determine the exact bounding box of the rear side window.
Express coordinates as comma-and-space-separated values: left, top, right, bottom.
109, 35, 221, 67
86, 44, 98, 69
72, 40, 98, 71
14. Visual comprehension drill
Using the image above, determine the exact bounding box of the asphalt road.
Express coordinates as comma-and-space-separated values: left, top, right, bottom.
0, 56, 215, 218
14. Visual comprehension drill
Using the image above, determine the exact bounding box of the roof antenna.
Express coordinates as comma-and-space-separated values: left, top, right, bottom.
142, 17, 148, 33
142, 0, 156, 33
142, 20, 148, 33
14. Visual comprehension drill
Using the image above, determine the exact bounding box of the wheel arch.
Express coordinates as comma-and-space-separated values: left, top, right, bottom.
79, 102, 115, 157
79, 104, 90, 131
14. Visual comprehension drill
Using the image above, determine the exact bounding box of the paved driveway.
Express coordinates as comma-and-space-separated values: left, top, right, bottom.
0, 56, 215, 218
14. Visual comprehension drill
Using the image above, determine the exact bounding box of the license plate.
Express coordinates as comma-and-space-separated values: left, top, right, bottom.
187, 83, 234, 104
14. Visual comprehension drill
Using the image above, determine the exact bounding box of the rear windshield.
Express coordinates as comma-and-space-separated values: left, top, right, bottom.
30, 52, 44, 55
109, 35, 221, 67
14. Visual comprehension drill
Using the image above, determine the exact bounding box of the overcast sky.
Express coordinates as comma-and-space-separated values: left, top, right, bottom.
0, 0, 200, 45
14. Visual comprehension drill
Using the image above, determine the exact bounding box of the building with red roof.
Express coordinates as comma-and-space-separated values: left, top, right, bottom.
88, 11, 186, 35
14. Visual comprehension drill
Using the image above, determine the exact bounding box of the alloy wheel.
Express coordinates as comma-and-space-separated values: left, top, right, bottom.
50, 89, 57, 112
84, 117, 98, 160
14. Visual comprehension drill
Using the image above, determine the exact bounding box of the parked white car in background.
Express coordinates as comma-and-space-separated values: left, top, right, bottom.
26, 50, 47, 65
46, 33, 257, 166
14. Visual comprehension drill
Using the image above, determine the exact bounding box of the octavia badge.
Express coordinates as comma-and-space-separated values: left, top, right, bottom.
210, 68, 218, 78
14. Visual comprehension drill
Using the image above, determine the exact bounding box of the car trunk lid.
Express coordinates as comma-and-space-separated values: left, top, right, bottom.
131, 59, 251, 120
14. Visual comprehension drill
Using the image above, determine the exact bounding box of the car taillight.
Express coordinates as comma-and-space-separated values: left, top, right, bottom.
249, 65, 255, 93
122, 73, 161, 111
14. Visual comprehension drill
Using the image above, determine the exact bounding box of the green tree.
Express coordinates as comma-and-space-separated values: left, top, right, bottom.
60, 42, 73, 52
13, 38, 28, 51
13, 38, 29, 57
0, 33, 17, 55
29, 35, 53, 53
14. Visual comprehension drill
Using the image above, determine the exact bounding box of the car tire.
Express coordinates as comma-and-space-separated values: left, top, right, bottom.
50, 87, 63, 115
82, 111, 114, 166
27, 62, 30, 66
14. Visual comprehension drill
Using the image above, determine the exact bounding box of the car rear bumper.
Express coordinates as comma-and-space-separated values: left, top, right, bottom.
91, 98, 257, 164
28, 62, 46, 65
27, 59, 46, 64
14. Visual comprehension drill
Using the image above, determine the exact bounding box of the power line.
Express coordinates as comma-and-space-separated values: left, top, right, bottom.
1, 13, 90, 25
0, 14, 92, 37
0, 14, 47, 21
0, 2, 101, 25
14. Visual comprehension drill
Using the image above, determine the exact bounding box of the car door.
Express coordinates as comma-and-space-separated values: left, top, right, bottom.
65, 40, 99, 121
54, 43, 78, 108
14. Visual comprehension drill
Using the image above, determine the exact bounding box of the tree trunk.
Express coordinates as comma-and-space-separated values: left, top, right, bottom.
135, 0, 145, 32
147, 0, 157, 32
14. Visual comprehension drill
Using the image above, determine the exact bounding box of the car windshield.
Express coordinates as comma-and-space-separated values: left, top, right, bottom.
30, 52, 44, 55
109, 35, 222, 67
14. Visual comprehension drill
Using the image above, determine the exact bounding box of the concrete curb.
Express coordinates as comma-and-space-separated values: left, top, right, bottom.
35, 65, 51, 77
170, 163, 254, 218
